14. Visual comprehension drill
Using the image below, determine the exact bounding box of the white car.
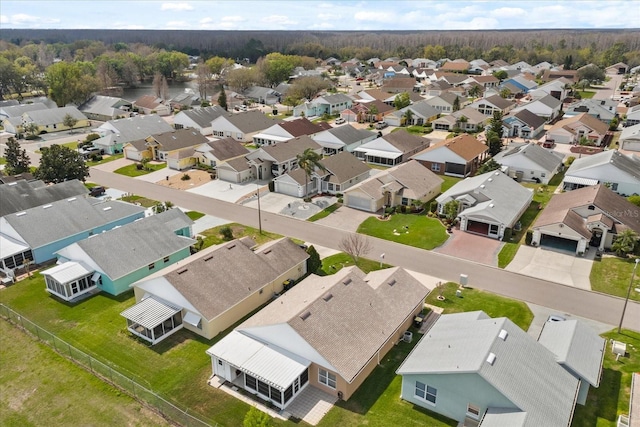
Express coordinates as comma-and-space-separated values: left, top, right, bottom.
335, 118, 345, 124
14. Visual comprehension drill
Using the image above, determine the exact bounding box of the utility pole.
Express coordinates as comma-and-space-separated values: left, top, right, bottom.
618, 258, 639, 333
256, 183, 262, 235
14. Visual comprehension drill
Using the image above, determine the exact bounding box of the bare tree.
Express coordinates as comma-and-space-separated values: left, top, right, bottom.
339, 233, 372, 266
152, 72, 162, 98
195, 60, 212, 100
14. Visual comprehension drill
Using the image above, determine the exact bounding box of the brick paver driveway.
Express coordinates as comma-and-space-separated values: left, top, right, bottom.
433, 228, 503, 266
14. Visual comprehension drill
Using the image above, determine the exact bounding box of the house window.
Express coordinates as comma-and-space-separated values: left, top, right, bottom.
489, 224, 499, 235
431, 163, 441, 172
245, 374, 257, 391
318, 369, 337, 389
415, 381, 437, 404
467, 404, 481, 419
163, 256, 170, 263
148, 263, 155, 270
218, 359, 223, 366
541, 173, 546, 177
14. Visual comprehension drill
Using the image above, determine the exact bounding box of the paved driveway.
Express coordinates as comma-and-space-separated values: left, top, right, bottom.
506, 246, 594, 289
314, 205, 375, 233
433, 228, 503, 266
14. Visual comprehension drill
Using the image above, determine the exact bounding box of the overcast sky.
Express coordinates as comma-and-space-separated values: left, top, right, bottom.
1, 1, 637, 31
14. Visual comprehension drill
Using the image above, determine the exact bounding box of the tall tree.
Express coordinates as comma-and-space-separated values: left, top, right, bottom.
296, 148, 325, 197
402, 109, 414, 126
217, 84, 228, 110
452, 96, 460, 112
45, 61, 99, 106
152, 72, 163, 98
195, 61, 212, 99
394, 92, 411, 110
3, 137, 31, 175
289, 76, 330, 101
62, 113, 78, 130
35, 144, 89, 183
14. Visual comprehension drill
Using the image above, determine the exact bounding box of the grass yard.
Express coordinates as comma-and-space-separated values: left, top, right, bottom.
0, 157, 6, 165
197, 223, 282, 250
307, 203, 341, 222
185, 210, 205, 221
119, 194, 159, 208
358, 213, 449, 250
572, 329, 640, 427
590, 256, 640, 302
0, 320, 171, 427
86, 153, 124, 167
114, 162, 166, 177
576, 90, 596, 99
440, 175, 462, 193
318, 253, 390, 276
425, 282, 534, 331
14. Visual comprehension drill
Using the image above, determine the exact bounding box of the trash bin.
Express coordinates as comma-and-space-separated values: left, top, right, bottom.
272, 109, 278, 115
456, 289, 462, 298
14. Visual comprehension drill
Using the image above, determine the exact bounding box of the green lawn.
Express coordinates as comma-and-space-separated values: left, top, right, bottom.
572, 329, 640, 427
197, 223, 282, 250
0, 157, 6, 165
0, 320, 171, 427
35, 141, 78, 153
425, 282, 534, 331
185, 210, 205, 221
318, 253, 390, 276
114, 162, 166, 177
358, 214, 449, 250
307, 203, 341, 222
576, 90, 596, 99
440, 175, 462, 193
590, 256, 640, 302
119, 194, 159, 208
86, 153, 124, 167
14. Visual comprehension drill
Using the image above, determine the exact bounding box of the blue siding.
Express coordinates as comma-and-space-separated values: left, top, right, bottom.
400, 373, 516, 423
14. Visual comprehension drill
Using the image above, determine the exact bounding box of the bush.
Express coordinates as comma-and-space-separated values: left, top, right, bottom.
25, 134, 39, 140
337, 197, 343, 203
429, 201, 438, 213
268, 181, 275, 192
85, 133, 100, 143
565, 156, 576, 167
136, 163, 144, 170
181, 173, 191, 181
385, 206, 396, 215
400, 205, 407, 213
503, 228, 512, 241
90, 154, 103, 162
220, 226, 234, 241
525, 230, 533, 245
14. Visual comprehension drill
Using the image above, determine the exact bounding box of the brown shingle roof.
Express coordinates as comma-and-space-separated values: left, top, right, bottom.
149, 128, 209, 151
220, 110, 280, 133
279, 117, 331, 137
134, 95, 164, 110
382, 130, 431, 154
548, 112, 609, 137
205, 137, 250, 161
318, 151, 370, 184
423, 133, 488, 161
440, 60, 470, 71
260, 135, 321, 162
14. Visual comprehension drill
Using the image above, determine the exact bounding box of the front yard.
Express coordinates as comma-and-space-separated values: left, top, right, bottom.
358, 213, 449, 250
590, 256, 640, 302
114, 162, 166, 177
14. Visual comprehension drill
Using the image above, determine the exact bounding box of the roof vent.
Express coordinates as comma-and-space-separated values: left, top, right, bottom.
299, 311, 311, 321
204, 255, 213, 262
263, 249, 272, 255
177, 268, 188, 275
488, 178, 493, 182
480, 184, 485, 189
227, 243, 236, 250
498, 329, 508, 341
103, 206, 112, 211
486, 352, 496, 365
16, 211, 27, 217
343, 278, 352, 286
489, 203, 494, 208
43, 204, 52, 209
68, 197, 77, 202
494, 171, 500, 175
322, 293, 333, 302
388, 279, 396, 287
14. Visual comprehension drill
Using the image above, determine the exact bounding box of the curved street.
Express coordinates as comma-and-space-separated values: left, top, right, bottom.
89, 168, 640, 330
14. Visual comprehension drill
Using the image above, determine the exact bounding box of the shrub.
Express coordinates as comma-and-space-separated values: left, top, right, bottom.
503, 228, 512, 241
429, 201, 438, 213
385, 206, 396, 215
220, 226, 233, 241
90, 154, 103, 162
525, 230, 533, 245
136, 163, 144, 170
268, 181, 275, 192
338, 197, 343, 203
565, 156, 576, 167
85, 133, 100, 143
181, 173, 191, 181
400, 205, 407, 213
25, 134, 39, 140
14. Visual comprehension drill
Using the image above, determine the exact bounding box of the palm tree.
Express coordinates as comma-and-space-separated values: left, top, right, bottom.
612, 230, 639, 257
296, 148, 326, 198
468, 85, 482, 99
403, 109, 414, 126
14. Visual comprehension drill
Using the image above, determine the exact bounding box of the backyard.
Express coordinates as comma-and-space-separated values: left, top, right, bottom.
196, 223, 282, 250
358, 213, 449, 250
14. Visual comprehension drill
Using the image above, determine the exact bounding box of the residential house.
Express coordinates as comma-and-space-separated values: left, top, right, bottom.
397, 311, 596, 427
605, 62, 629, 75
123, 128, 209, 169
168, 90, 200, 110
561, 150, 640, 195
422, 80, 454, 97
542, 68, 578, 83
424, 92, 467, 115
243, 86, 281, 105
432, 107, 490, 132
210, 110, 280, 143
0, 198, 145, 274
511, 94, 562, 121
412, 133, 488, 177
435, 171, 533, 239
493, 143, 564, 184
293, 94, 353, 118
502, 76, 538, 94
528, 78, 572, 101
625, 105, 640, 126
78, 95, 132, 121
381, 78, 418, 94
0, 102, 49, 119
439, 59, 470, 73
252, 118, 330, 146
121, 237, 309, 344
21, 106, 89, 135
0, 100, 19, 109
468, 95, 515, 116
93, 114, 174, 154
531, 184, 640, 254
0, 172, 36, 185
436, 74, 469, 87
312, 125, 378, 155
133, 95, 171, 116
464, 75, 499, 89
343, 99, 394, 124
384, 101, 440, 127
43, 209, 195, 301
274, 151, 370, 197
564, 99, 618, 124
0, 179, 88, 217
356, 89, 393, 104
619, 123, 640, 151
216, 157, 254, 184
354, 130, 431, 167
246, 135, 323, 180
546, 113, 610, 146
501, 109, 547, 139
193, 137, 250, 169
207, 266, 430, 409
344, 160, 443, 212
173, 105, 227, 135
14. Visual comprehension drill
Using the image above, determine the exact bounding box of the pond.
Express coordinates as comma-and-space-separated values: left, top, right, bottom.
120, 80, 197, 102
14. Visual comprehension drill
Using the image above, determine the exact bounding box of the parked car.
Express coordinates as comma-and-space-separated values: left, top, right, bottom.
335, 117, 345, 124
547, 315, 566, 322
79, 146, 101, 158
375, 121, 388, 129
89, 186, 106, 197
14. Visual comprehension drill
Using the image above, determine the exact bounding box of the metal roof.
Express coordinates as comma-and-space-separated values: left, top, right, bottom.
42, 261, 93, 284
0, 234, 30, 258
562, 176, 599, 186
120, 296, 182, 329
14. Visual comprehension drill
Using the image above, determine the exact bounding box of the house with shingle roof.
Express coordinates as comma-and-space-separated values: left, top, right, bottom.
501, 109, 547, 139
354, 130, 431, 167
273, 151, 370, 197
192, 137, 250, 169
436, 171, 533, 239
564, 98, 618, 124
216, 156, 254, 183
561, 150, 640, 195
492, 143, 564, 184
468, 95, 516, 116
397, 311, 588, 427
0, 197, 145, 274
384, 100, 440, 127
293, 93, 353, 118
528, 78, 572, 102
0, 179, 88, 218
246, 135, 323, 179
121, 237, 309, 344
20, 106, 89, 135
432, 107, 490, 132
312, 124, 378, 156
78, 95, 132, 121
43, 209, 195, 301
173, 105, 227, 135
252, 117, 330, 146
619, 123, 640, 152
344, 160, 443, 212
133, 95, 171, 116
123, 128, 209, 168
210, 110, 280, 142
464, 75, 500, 89
531, 184, 640, 254
381, 77, 418, 94
94, 114, 174, 154
412, 133, 488, 177
0, 102, 50, 119
341, 99, 395, 124
207, 265, 430, 409
546, 112, 610, 146
439, 59, 470, 73
424, 92, 467, 115
512, 94, 562, 121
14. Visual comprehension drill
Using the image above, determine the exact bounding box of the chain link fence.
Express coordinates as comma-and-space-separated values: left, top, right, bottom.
0, 303, 214, 427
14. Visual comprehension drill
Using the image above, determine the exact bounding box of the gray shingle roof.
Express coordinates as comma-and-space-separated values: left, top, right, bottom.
204, 137, 250, 161
24, 106, 87, 126
1, 103, 50, 118
318, 151, 370, 184
494, 142, 563, 173
218, 110, 280, 133
0, 179, 88, 217
382, 130, 431, 154
397, 311, 580, 427
98, 114, 174, 146
78, 95, 131, 118
148, 128, 209, 152
174, 106, 226, 128
513, 108, 546, 130
565, 149, 640, 181
259, 135, 321, 162
317, 124, 377, 145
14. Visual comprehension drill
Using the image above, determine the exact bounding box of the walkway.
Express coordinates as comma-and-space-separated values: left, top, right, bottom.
285, 386, 337, 426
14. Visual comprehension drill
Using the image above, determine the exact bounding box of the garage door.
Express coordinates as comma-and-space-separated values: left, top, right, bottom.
540, 234, 578, 253
275, 180, 301, 197
466, 220, 489, 235
217, 169, 239, 183
346, 195, 373, 212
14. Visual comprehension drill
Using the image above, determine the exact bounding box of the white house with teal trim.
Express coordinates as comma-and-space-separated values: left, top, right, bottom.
43, 209, 195, 301
0, 197, 145, 273
397, 311, 589, 427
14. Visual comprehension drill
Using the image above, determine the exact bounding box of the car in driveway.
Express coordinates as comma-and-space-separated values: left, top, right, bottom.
335, 117, 345, 125
79, 146, 102, 158
89, 186, 106, 197
547, 315, 566, 322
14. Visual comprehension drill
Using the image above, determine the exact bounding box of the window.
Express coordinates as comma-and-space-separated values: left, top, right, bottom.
148, 263, 155, 270
489, 224, 499, 235
163, 256, 170, 263
415, 381, 437, 404
431, 163, 441, 172
541, 173, 546, 177
245, 375, 257, 390
318, 369, 337, 389
467, 404, 481, 419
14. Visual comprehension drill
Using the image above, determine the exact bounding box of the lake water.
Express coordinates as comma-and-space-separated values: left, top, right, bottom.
120, 80, 197, 102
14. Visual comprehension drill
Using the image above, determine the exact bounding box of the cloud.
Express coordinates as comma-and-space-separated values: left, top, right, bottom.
0, 15, 7, 24
5, 13, 60, 25
160, 2, 193, 11
222, 16, 244, 22
199, 17, 213, 24
354, 11, 395, 22
261, 15, 297, 25
310, 22, 335, 29
491, 7, 526, 19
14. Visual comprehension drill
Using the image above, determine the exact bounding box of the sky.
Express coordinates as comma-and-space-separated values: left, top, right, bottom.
1, 1, 638, 31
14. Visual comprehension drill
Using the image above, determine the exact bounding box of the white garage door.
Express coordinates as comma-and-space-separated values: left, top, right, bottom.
346, 195, 373, 212
275, 180, 301, 197
217, 169, 239, 183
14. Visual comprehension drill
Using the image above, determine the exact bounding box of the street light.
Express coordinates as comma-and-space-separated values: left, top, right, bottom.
618, 258, 639, 333
256, 183, 262, 235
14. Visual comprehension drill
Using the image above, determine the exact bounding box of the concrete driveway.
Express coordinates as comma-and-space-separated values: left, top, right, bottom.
433, 228, 503, 266
506, 246, 594, 289
526, 302, 613, 338
186, 179, 268, 203
314, 205, 375, 232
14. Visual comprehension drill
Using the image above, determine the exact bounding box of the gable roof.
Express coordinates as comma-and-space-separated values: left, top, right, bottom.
240, 266, 429, 382
217, 110, 280, 133
479, 94, 515, 110
174, 106, 226, 128
512, 109, 546, 130
203, 137, 250, 161
493, 143, 564, 173
278, 117, 331, 137
258, 135, 321, 162
133, 95, 165, 110
23, 106, 87, 126
0, 179, 88, 217
318, 151, 370, 183
397, 311, 580, 427
316, 124, 377, 145
418, 133, 488, 161
98, 114, 174, 145
147, 128, 209, 151
566, 149, 640, 181
316, 93, 353, 105
78, 95, 131, 117
1, 102, 50, 118
548, 112, 609, 136
382, 130, 431, 153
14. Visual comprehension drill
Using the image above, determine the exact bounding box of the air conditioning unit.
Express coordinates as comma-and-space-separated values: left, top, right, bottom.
403, 331, 413, 343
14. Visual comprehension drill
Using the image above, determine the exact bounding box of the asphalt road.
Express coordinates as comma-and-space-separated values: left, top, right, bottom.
89, 168, 640, 331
